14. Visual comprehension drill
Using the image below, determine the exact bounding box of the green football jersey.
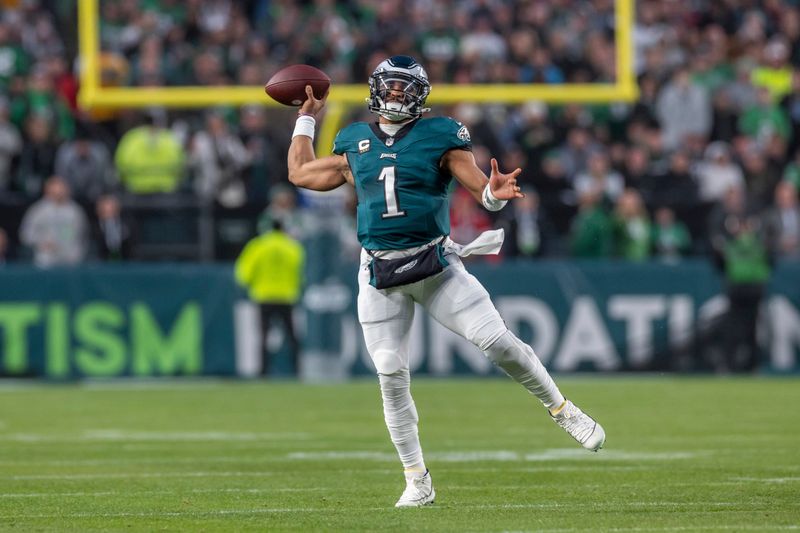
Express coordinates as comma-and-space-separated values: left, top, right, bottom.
333, 117, 471, 250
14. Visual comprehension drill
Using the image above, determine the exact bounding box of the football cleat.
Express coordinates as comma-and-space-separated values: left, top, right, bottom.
395, 469, 435, 508
551, 400, 606, 452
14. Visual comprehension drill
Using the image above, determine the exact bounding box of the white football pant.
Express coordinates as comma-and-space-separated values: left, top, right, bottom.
358, 248, 565, 469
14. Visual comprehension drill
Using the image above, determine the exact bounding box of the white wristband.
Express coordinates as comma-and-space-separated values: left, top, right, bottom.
292, 115, 316, 140
482, 183, 508, 211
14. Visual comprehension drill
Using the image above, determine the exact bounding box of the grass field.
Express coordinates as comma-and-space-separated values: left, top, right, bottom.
1, 376, 799, 532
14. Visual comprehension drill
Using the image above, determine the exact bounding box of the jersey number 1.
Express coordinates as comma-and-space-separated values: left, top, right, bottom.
378, 166, 406, 219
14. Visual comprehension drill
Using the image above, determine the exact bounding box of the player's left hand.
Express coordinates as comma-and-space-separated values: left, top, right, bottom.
488, 158, 524, 200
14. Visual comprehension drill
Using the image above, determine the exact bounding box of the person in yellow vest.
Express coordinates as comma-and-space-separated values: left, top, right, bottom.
751, 38, 794, 102
235, 219, 305, 376
114, 114, 185, 194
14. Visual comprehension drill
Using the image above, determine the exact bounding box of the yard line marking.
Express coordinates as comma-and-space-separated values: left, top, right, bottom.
0, 456, 289, 467
191, 487, 329, 493
447, 480, 760, 490
522, 449, 702, 461
287, 449, 701, 463
0, 501, 787, 520
530, 527, 800, 532
0, 491, 122, 498
0, 488, 328, 498
731, 477, 800, 483
288, 451, 396, 461
0, 430, 310, 443
527, 527, 800, 532
7, 471, 276, 480
83, 430, 311, 442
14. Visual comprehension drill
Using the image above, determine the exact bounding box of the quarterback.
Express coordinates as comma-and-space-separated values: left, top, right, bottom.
287, 55, 605, 507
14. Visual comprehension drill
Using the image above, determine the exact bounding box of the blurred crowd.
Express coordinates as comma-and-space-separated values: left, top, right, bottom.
0, 0, 799, 273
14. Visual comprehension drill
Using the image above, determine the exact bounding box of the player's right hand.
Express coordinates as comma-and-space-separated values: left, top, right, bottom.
299, 85, 326, 119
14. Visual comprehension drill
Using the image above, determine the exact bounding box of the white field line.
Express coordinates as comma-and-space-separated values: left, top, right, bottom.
6, 480, 769, 499
0, 430, 311, 443
0, 456, 287, 467
515, 527, 800, 532
0, 501, 789, 520
730, 477, 800, 483
7, 471, 275, 480
0, 465, 656, 481
0, 488, 329, 498
447, 480, 780, 490
286, 449, 703, 462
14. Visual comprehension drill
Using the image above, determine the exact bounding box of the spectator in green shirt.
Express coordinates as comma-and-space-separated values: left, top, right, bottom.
652, 207, 692, 261
612, 189, 652, 261
714, 215, 772, 373
570, 190, 612, 258
0, 21, 30, 90
9, 66, 74, 142
739, 86, 792, 142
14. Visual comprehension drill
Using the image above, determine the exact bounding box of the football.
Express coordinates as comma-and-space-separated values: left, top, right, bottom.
264, 65, 331, 106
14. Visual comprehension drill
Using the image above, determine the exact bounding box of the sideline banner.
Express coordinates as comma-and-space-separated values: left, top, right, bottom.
0, 265, 237, 378
1, 261, 798, 378
300, 260, 800, 376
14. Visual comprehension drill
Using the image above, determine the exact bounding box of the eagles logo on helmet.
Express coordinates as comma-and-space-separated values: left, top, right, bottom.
367, 55, 431, 122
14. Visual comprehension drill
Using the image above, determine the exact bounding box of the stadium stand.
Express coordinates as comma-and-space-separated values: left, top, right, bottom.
0, 0, 799, 265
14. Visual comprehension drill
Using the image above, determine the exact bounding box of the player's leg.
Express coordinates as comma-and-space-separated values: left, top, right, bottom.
258, 304, 272, 376
357, 263, 434, 506
276, 304, 301, 376
417, 257, 563, 408
418, 257, 605, 451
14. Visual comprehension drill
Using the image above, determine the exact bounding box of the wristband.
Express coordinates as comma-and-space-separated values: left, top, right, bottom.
482, 183, 508, 211
292, 115, 316, 140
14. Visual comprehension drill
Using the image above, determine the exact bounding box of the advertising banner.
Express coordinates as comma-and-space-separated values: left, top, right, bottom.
0, 265, 237, 378
1, 261, 799, 378
295, 260, 800, 377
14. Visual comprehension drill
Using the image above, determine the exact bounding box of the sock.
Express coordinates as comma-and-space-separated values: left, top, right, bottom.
484, 330, 566, 410
378, 369, 425, 469
404, 463, 427, 480
549, 400, 568, 416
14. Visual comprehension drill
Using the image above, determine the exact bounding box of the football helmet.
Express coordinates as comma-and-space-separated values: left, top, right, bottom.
367, 55, 431, 122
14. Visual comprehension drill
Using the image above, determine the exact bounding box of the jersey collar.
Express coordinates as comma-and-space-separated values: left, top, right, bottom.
369, 119, 419, 146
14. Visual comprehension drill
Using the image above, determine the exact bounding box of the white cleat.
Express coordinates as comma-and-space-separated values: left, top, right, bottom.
395, 470, 435, 508
551, 400, 606, 451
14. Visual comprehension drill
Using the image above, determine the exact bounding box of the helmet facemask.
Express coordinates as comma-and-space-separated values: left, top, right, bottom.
368, 57, 431, 122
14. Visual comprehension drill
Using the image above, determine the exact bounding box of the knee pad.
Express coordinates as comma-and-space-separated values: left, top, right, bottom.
484, 329, 524, 365
371, 348, 406, 375
467, 318, 508, 352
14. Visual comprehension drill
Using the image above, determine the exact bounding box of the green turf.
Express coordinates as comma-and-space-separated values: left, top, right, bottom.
1, 376, 799, 532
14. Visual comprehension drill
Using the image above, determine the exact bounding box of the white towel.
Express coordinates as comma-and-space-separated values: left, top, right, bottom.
446, 229, 505, 257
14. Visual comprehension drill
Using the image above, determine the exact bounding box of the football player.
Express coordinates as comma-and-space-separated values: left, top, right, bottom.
287, 55, 605, 507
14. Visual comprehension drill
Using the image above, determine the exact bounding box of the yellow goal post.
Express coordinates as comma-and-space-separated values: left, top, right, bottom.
77, 0, 637, 152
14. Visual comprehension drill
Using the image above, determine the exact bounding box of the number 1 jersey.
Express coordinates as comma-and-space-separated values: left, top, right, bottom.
333, 117, 472, 250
